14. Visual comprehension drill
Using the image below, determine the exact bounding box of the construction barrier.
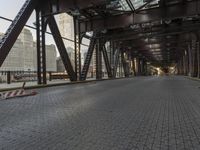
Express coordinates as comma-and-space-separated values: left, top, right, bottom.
0, 82, 37, 100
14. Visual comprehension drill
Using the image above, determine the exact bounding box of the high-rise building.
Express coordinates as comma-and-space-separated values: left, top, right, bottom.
58, 13, 74, 48
0, 28, 57, 72
58, 13, 76, 69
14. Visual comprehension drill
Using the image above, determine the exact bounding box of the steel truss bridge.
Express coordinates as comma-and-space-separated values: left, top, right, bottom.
0, 0, 200, 84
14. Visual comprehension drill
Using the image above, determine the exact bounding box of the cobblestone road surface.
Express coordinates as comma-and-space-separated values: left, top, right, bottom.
0, 76, 200, 150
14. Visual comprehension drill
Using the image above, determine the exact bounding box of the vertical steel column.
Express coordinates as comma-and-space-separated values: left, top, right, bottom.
74, 18, 77, 79
188, 43, 193, 77
119, 55, 122, 77
41, 14, 47, 84
96, 39, 102, 79
49, 72, 52, 81
144, 61, 148, 76
180, 59, 182, 75
183, 54, 186, 75
142, 60, 147, 75
110, 41, 112, 68
111, 41, 115, 76
74, 17, 81, 81
192, 40, 197, 77
141, 59, 144, 75
36, 10, 47, 84
181, 57, 184, 75
197, 42, 200, 78
113, 45, 120, 78
36, 9, 42, 84
99, 46, 102, 79
96, 39, 99, 79
137, 58, 141, 76
185, 49, 189, 76
178, 57, 182, 75
7, 71, 11, 84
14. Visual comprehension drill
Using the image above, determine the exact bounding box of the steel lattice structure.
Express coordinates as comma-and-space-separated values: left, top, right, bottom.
0, 0, 200, 84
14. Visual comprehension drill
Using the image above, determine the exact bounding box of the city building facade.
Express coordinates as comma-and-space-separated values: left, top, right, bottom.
0, 28, 57, 82
0, 28, 57, 72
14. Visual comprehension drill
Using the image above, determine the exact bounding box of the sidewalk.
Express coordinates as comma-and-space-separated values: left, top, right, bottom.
0, 76, 126, 92
0, 80, 73, 91
0, 78, 106, 91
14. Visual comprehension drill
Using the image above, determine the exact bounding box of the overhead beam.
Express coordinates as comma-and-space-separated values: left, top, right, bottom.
80, 1, 200, 32
110, 28, 200, 42
44, 0, 107, 16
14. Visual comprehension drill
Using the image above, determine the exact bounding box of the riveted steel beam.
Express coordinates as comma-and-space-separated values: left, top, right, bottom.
48, 16, 77, 81
79, 1, 200, 32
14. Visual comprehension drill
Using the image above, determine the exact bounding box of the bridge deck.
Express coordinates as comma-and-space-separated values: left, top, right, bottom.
0, 76, 200, 150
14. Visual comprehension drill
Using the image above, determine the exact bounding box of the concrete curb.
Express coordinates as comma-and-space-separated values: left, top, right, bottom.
0, 77, 128, 92
186, 76, 200, 82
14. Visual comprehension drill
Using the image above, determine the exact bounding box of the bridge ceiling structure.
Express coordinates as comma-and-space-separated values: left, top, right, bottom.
68, 0, 199, 66
0, 0, 200, 82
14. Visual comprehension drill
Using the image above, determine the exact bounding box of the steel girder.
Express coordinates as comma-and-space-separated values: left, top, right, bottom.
80, 35, 113, 80
80, 33, 97, 81
96, 39, 103, 80
48, 16, 77, 81
102, 45, 113, 78
44, 0, 107, 15
74, 18, 82, 81
36, 9, 48, 84
197, 42, 200, 78
104, 22, 200, 42
0, 0, 39, 67
79, 1, 200, 33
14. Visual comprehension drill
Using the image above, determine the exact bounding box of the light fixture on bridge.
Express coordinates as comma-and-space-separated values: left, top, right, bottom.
101, 29, 107, 34
144, 38, 149, 43
185, 50, 187, 55
71, 9, 80, 16
166, 35, 172, 39
164, 19, 171, 25
129, 24, 137, 30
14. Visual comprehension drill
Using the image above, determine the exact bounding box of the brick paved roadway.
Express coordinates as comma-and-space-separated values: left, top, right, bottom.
0, 76, 200, 150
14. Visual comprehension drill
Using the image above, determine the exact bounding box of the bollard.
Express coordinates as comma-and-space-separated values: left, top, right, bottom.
22, 82, 26, 89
